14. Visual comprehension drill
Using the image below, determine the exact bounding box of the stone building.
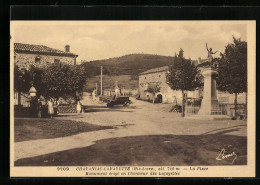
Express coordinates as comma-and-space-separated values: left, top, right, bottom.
13, 43, 78, 106
139, 66, 185, 104
14, 43, 78, 70
138, 59, 246, 108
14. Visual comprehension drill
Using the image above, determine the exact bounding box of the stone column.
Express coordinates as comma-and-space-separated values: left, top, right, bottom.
198, 69, 212, 115
211, 72, 220, 112
198, 67, 220, 115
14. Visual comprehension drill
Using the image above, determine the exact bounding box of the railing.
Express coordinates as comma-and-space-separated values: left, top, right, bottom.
185, 98, 242, 116
185, 98, 201, 115
229, 104, 246, 118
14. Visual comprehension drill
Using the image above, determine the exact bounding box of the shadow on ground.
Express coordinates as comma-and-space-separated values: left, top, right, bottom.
83, 105, 138, 113
201, 125, 246, 135
14, 118, 114, 142
15, 131, 247, 166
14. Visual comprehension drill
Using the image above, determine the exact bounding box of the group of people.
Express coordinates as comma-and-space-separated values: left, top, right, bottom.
30, 98, 58, 118
30, 97, 84, 118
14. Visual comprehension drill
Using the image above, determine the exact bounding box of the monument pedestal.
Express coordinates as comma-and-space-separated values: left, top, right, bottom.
198, 68, 222, 115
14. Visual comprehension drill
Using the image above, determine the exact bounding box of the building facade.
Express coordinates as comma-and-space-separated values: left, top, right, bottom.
14, 43, 78, 70
13, 43, 78, 106
139, 66, 185, 104
138, 60, 246, 106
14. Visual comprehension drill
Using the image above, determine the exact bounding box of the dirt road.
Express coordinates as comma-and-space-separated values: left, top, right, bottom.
14, 98, 247, 161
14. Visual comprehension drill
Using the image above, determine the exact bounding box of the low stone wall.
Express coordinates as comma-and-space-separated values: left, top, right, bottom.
57, 104, 77, 113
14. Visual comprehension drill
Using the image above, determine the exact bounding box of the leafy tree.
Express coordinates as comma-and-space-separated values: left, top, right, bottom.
14, 62, 88, 104
166, 49, 203, 117
66, 65, 88, 101
217, 36, 247, 118
14, 64, 30, 93
146, 83, 161, 104
39, 64, 87, 101
14, 64, 32, 105
178, 48, 184, 59
28, 65, 44, 98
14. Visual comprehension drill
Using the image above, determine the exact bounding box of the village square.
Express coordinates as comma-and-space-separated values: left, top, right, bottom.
12, 21, 248, 166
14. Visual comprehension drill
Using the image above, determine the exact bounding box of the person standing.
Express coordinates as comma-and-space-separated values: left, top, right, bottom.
48, 98, 54, 118
77, 101, 82, 113
37, 99, 42, 118
30, 97, 37, 118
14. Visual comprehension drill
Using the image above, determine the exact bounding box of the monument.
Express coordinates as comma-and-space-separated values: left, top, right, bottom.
198, 44, 221, 115
115, 81, 121, 97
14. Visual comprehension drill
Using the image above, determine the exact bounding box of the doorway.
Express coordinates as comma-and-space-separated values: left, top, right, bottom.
157, 94, 163, 103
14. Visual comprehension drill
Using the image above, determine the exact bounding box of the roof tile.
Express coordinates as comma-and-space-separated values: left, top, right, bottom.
14, 43, 78, 57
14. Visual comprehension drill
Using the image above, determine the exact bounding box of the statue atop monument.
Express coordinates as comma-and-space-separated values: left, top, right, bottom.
206, 43, 218, 61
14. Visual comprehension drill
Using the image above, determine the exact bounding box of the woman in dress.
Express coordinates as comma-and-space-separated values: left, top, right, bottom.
48, 98, 55, 118
77, 101, 82, 114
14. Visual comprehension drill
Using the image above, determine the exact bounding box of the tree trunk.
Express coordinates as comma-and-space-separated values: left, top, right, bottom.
234, 92, 238, 118
152, 96, 155, 104
18, 91, 21, 106
182, 90, 185, 117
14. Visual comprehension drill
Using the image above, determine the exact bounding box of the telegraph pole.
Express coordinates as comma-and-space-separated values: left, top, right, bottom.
101, 66, 103, 96
95, 82, 98, 95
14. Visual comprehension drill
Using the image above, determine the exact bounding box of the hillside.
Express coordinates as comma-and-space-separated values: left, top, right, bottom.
80, 54, 174, 77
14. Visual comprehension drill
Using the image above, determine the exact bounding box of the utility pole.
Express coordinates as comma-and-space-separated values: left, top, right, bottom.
95, 82, 98, 95
101, 66, 103, 96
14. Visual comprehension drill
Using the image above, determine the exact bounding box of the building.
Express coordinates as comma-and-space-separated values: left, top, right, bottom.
138, 59, 246, 108
139, 66, 185, 104
14, 43, 78, 70
13, 43, 78, 106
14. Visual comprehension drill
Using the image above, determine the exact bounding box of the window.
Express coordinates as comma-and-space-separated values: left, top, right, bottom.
35, 56, 41, 63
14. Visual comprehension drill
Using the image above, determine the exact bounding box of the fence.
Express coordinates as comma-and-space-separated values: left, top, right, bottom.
185, 97, 246, 116
185, 98, 201, 115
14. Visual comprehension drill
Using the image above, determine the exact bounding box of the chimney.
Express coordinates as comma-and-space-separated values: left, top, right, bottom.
65, 45, 70, 52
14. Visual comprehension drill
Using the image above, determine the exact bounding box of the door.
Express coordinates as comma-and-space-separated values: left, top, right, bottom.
157, 94, 163, 103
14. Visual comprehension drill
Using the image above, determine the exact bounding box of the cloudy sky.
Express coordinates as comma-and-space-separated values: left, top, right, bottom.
11, 21, 247, 62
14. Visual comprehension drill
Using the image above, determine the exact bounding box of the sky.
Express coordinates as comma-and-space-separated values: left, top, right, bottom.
11, 21, 247, 62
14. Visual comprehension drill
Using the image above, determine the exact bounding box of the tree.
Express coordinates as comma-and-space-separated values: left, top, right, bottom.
217, 36, 247, 118
66, 65, 88, 101
178, 48, 184, 59
14, 64, 32, 105
146, 83, 161, 104
28, 65, 44, 98
40, 64, 88, 101
166, 49, 203, 117
14, 63, 88, 104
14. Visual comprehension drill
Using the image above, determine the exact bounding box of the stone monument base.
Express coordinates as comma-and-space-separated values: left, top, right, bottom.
198, 99, 221, 115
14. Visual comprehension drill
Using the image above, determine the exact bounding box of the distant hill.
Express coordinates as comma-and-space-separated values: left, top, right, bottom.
80, 54, 174, 77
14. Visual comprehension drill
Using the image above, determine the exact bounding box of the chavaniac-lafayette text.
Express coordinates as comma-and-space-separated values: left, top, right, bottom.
82, 167, 156, 171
